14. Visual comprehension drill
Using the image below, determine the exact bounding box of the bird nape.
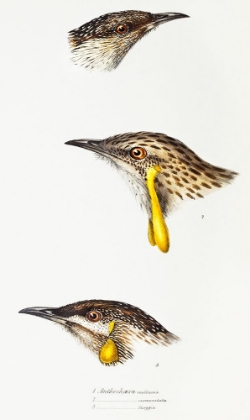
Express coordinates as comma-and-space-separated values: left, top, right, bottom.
65, 132, 238, 253
19, 299, 179, 366
68, 10, 189, 71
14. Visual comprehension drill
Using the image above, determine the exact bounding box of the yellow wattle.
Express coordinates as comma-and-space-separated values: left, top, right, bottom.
148, 219, 156, 246
99, 339, 119, 364
146, 166, 170, 253
108, 320, 115, 334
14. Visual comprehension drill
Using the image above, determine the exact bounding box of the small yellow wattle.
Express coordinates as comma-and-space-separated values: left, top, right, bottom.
108, 320, 115, 334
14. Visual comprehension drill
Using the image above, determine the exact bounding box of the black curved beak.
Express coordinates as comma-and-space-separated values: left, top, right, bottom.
65, 139, 102, 152
19, 306, 68, 326
153, 12, 189, 26
65, 139, 113, 161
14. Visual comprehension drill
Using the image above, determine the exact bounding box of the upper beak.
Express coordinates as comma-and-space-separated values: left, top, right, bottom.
65, 139, 102, 152
65, 139, 111, 160
19, 306, 68, 326
152, 12, 189, 26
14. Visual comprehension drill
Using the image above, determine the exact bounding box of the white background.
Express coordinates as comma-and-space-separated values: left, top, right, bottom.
1, 0, 250, 419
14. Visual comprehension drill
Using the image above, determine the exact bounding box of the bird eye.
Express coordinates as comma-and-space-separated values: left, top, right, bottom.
86, 311, 102, 322
130, 147, 147, 160
115, 23, 129, 35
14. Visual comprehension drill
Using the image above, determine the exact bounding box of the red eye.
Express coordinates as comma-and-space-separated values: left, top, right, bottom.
115, 23, 129, 35
130, 147, 147, 160
86, 311, 102, 322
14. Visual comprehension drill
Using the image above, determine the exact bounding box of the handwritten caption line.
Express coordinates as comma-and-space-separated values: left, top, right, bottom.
92, 388, 167, 411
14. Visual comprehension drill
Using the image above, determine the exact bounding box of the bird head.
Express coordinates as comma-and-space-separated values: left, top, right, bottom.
65, 132, 238, 253
19, 299, 178, 366
68, 10, 189, 71
66, 133, 164, 215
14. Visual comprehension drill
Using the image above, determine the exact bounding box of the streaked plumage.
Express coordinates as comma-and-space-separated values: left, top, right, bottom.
69, 10, 189, 71
19, 299, 178, 365
66, 131, 238, 252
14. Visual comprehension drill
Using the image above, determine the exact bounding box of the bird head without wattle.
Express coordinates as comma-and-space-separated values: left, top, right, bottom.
19, 299, 178, 365
68, 10, 189, 71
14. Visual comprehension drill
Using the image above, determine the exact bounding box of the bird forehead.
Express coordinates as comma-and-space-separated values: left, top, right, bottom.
58, 302, 126, 320
107, 140, 141, 151
80, 11, 153, 37
105, 137, 165, 157
96, 11, 152, 26
106, 132, 168, 147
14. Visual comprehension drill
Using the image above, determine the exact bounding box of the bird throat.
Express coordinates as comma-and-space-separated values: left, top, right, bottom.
99, 321, 119, 364
146, 166, 170, 253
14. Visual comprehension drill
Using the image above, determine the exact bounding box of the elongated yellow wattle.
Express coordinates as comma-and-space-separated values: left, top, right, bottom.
99, 339, 119, 364
146, 166, 170, 253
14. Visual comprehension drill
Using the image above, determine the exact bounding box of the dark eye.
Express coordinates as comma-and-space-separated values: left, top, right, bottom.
130, 147, 147, 160
86, 310, 102, 322
115, 23, 129, 35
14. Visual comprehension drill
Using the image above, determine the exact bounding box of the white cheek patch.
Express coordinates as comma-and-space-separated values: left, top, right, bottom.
69, 315, 110, 336
70, 38, 123, 71
114, 166, 152, 216
95, 154, 152, 215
